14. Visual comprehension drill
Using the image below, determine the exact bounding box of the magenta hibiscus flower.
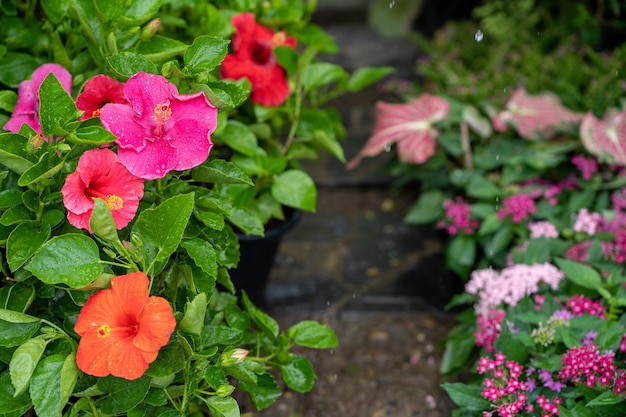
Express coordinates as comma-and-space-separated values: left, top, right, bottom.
62, 149, 144, 233
99, 72, 218, 180
347, 94, 449, 168
76, 74, 127, 120
220, 12, 296, 107
492, 87, 582, 140
580, 108, 626, 164
4, 63, 72, 134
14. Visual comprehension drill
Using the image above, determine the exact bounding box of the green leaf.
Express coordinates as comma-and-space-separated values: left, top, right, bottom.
10, 337, 47, 396
25, 234, 103, 288
404, 189, 445, 224
30, 354, 77, 417
271, 170, 316, 212
38, 74, 78, 137
439, 330, 476, 375
7, 222, 51, 271
483, 224, 513, 259
241, 292, 279, 340
180, 292, 208, 336
0, 133, 35, 174
17, 153, 65, 187
280, 355, 315, 393
0, 52, 39, 89
145, 340, 186, 378
107, 52, 158, 78
132, 193, 194, 275
554, 257, 603, 290
90, 198, 121, 244
301, 62, 348, 93
0, 189, 23, 209
0, 318, 40, 347
184, 35, 229, 73
287, 320, 338, 348
202, 325, 244, 347
71, 124, 117, 145
227, 207, 264, 237
466, 175, 501, 199
0, 371, 31, 414
191, 159, 253, 185
182, 238, 218, 279
41, 0, 69, 23
347, 66, 395, 91
217, 120, 259, 157
118, 0, 162, 25
98, 375, 151, 414
441, 382, 490, 411
137, 35, 187, 62
445, 234, 476, 278
239, 373, 282, 410
203, 396, 240, 417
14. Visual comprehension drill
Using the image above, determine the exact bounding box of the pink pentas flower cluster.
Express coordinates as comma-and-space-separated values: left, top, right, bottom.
497, 194, 536, 223
565, 294, 606, 318
466, 263, 565, 316
519, 177, 578, 206
477, 353, 529, 417
573, 208, 604, 235
558, 344, 626, 394
438, 197, 479, 235
571, 155, 598, 180
528, 221, 559, 239
475, 309, 506, 353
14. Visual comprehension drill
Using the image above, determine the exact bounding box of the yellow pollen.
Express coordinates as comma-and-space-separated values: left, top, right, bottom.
154, 102, 172, 124
272, 32, 287, 48
97, 324, 111, 338
106, 194, 124, 210
92, 108, 101, 117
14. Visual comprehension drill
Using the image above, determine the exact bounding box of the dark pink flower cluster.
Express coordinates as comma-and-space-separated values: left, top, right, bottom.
477, 353, 528, 417
558, 344, 626, 394
532, 395, 561, 416
497, 194, 536, 223
475, 309, 506, 353
565, 294, 606, 318
438, 197, 479, 235
571, 155, 598, 180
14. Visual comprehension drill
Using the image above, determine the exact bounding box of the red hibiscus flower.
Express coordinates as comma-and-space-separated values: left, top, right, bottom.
220, 12, 296, 107
76, 74, 127, 120
347, 94, 449, 168
580, 107, 626, 164
74, 272, 176, 380
492, 87, 582, 140
61, 148, 144, 232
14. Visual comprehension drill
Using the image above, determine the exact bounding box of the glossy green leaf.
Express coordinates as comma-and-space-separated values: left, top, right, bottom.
227, 207, 264, 237
39, 74, 78, 137
181, 237, 218, 279
180, 292, 207, 336
132, 193, 194, 274
184, 35, 230, 73
41, 0, 69, 23
0, 319, 39, 348
0, 189, 23, 209
108, 52, 158, 78
441, 382, 490, 411
555, 257, 603, 290
0, 282, 35, 313
202, 325, 244, 347
239, 373, 281, 410
241, 292, 278, 340
0, 371, 31, 414
25, 234, 103, 288
30, 353, 77, 417
145, 340, 186, 378
271, 170, 316, 212
203, 396, 240, 417
10, 338, 47, 396
0, 52, 39, 88
217, 121, 259, 157
17, 154, 65, 187
0, 133, 35, 174
119, 0, 163, 25
137, 35, 187, 62
280, 355, 315, 392
302, 62, 348, 93
71, 124, 118, 145
90, 198, 120, 245
98, 375, 151, 414
7, 222, 51, 271
404, 189, 445, 224
444, 233, 476, 278
192, 159, 253, 185
347, 66, 395, 91
287, 320, 338, 348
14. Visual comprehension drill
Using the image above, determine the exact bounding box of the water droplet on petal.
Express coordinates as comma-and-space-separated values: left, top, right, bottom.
474, 30, 484, 42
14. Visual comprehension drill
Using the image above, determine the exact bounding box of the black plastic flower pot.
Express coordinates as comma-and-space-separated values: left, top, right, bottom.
229, 208, 302, 307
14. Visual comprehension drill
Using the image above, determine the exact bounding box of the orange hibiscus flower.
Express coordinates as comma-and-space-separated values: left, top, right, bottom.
74, 272, 176, 380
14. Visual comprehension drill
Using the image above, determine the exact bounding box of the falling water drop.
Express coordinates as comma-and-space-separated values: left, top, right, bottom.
474, 29, 484, 42
384, 142, 392, 152
496, 154, 500, 161
389, 0, 395, 8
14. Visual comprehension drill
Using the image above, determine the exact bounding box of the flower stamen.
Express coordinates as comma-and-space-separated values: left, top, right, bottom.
97, 324, 111, 338
106, 194, 124, 210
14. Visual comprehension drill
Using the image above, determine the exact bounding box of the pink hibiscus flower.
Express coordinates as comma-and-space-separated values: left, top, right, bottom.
61, 148, 144, 233
220, 12, 296, 107
580, 107, 626, 165
99, 72, 218, 180
76, 74, 127, 120
492, 87, 582, 140
4, 63, 72, 134
347, 94, 449, 168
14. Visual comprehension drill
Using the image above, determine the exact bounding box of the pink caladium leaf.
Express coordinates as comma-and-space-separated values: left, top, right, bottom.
347, 94, 449, 168
492, 87, 582, 140
580, 108, 626, 165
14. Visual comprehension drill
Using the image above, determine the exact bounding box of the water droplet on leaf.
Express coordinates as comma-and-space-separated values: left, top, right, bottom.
474, 30, 483, 42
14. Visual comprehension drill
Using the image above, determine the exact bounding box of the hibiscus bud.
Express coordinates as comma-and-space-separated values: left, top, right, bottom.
28, 133, 46, 150
140, 18, 161, 41
220, 348, 249, 366
215, 384, 235, 397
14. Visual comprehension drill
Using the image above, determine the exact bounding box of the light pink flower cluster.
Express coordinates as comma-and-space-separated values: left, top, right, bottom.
571, 155, 598, 180
477, 353, 528, 417
573, 208, 603, 235
558, 344, 626, 394
475, 309, 506, 353
438, 197, 479, 235
466, 264, 564, 316
528, 221, 559, 239
497, 195, 536, 223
